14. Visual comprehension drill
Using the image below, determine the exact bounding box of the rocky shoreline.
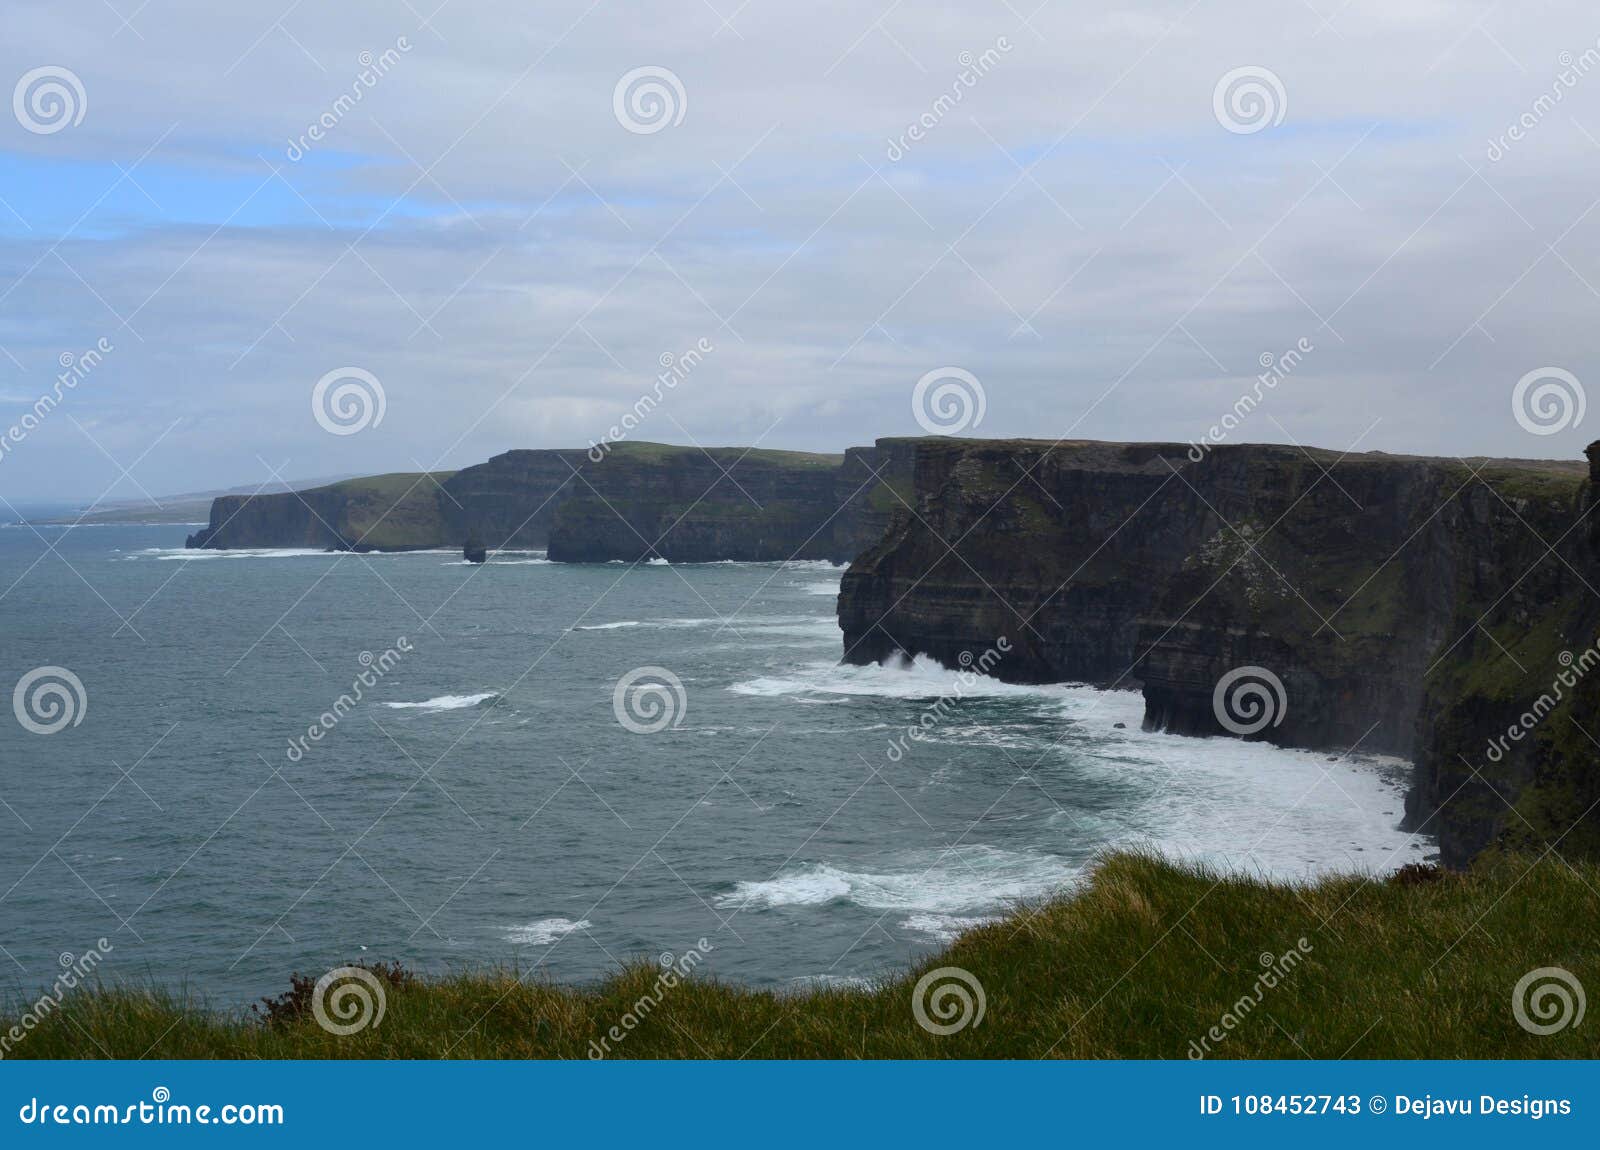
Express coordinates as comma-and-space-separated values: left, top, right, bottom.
187, 435, 1600, 868
838, 438, 1599, 868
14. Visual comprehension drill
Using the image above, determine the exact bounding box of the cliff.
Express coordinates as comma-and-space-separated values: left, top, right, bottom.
185, 473, 454, 551
186, 443, 914, 564
838, 437, 1599, 867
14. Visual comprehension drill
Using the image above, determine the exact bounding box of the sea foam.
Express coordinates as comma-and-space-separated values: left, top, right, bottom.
380, 692, 498, 712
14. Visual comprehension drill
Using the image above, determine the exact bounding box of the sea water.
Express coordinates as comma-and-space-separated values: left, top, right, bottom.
0, 524, 1421, 1006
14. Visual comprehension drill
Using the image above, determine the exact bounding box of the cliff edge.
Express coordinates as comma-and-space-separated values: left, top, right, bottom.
186, 442, 914, 564
837, 437, 1599, 867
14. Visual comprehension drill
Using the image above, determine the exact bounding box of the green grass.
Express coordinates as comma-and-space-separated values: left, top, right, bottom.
302, 471, 456, 499
6, 852, 1596, 1059
603, 442, 844, 468
296, 472, 455, 549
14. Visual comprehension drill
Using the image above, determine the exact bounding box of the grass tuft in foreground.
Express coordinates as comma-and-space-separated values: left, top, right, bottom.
4, 852, 1597, 1059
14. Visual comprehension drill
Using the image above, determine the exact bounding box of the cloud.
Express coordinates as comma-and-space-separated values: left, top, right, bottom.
1, 0, 1599, 500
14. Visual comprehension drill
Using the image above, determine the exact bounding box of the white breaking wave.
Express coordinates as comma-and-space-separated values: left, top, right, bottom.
129, 547, 464, 561
899, 912, 1001, 943
504, 917, 592, 945
789, 973, 872, 990
133, 547, 335, 561
779, 560, 847, 571
717, 845, 1082, 914
444, 556, 555, 566
729, 654, 1063, 701
30, 521, 210, 528
380, 692, 498, 712
575, 615, 836, 638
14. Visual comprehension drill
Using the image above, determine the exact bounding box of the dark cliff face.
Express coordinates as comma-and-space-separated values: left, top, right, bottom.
188, 443, 915, 565
543, 441, 919, 563
838, 437, 1599, 866
184, 474, 453, 552
436, 449, 591, 549
545, 446, 848, 563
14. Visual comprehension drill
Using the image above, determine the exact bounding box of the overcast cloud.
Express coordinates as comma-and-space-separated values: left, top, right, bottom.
2, 0, 1599, 502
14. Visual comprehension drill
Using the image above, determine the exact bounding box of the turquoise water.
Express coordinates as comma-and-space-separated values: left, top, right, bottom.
0, 525, 1423, 1008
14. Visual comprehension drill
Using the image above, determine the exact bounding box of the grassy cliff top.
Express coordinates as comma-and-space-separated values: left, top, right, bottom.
6, 852, 1595, 1059
872, 436, 1588, 472
482, 443, 846, 468
600, 442, 845, 467
294, 471, 457, 498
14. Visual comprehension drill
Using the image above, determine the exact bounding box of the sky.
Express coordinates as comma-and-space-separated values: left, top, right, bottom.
2, 0, 1599, 503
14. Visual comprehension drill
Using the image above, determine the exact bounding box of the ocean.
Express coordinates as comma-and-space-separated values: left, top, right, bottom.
0, 524, 1423, 1008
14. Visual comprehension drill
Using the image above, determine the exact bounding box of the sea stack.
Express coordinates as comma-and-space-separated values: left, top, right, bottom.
464, 537, 487, 564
